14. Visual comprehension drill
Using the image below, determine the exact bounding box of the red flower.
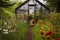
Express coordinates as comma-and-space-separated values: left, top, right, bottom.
46, 31, 52, 35
57, 38, 60, 40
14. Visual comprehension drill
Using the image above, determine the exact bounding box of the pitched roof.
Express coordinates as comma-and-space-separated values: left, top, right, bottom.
15, 0, 50, 13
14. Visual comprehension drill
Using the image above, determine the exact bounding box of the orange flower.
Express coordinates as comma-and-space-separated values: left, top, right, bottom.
41, 22, 46, 25
40, 30, 45, 35
46, 31, 52, 35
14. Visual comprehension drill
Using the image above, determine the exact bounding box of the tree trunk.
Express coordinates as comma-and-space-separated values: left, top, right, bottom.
56, 2, 60, 13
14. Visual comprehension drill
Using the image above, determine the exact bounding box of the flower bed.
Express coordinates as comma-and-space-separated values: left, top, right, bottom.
33, 13, 60, 40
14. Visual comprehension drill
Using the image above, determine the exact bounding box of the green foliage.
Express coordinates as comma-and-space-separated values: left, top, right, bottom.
0, 21, 29, 40
15, 21, 29, 40
33, 12, 60, 40
33, 22, 43, 40
50, 13, 60, 25
0, 1, 26, 40
46, 0, 60, 11
0, 0, 16, 7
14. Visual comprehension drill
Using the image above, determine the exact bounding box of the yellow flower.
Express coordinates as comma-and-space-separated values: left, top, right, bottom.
48, 28, 50, 30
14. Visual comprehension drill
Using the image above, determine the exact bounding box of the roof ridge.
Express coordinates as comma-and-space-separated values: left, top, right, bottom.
15, 0, 50, 13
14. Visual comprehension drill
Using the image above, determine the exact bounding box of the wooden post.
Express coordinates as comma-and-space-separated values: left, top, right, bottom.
28, 4, 29, 19
34, 4, 36, 20
40, 5, 42, 16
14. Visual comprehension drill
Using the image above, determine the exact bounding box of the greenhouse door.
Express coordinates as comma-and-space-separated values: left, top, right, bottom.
28, 4, 36, 19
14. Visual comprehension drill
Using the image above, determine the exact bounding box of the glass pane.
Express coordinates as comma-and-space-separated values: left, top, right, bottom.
29, 6, 34, 14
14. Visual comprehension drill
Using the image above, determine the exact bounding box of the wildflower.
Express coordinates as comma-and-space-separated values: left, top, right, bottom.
41, 22, 46, 25
57, 38, 60, 40
40, 30, 45, 35
46, 31, 52, 35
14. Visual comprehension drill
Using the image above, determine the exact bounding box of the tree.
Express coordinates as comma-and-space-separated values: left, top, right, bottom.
0, 0, 16, 7
0, 0, 22, 28
46, 0, 60, 13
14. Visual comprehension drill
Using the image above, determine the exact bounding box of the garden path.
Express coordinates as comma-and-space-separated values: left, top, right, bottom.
26, 27, 33, 40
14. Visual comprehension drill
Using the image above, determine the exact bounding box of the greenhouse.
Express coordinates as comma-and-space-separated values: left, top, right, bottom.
0, 0, 60, 40
15, 0, 50, 20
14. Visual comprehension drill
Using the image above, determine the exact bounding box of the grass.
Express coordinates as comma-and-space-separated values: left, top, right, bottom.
16, 21, 29, 40
0, 21, 29, 40
33, 22, 43, 40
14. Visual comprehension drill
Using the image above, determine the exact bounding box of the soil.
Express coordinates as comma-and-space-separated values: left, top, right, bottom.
26, 27, 33, 40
